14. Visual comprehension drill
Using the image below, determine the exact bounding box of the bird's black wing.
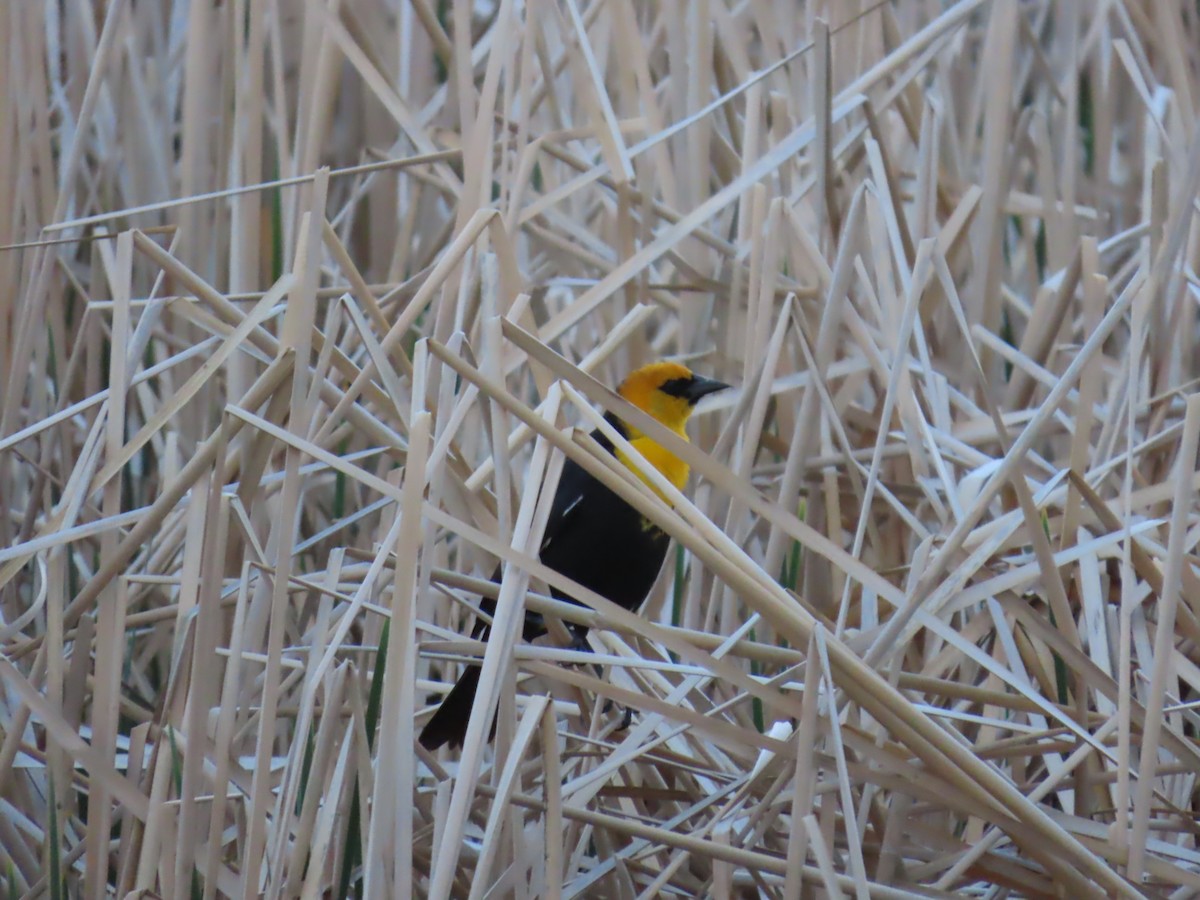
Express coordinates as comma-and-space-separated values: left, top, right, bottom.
539, 425, 614, 553
471, 424, 617, 638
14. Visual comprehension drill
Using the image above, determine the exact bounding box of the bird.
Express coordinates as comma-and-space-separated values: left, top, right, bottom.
418, 361, 730, 750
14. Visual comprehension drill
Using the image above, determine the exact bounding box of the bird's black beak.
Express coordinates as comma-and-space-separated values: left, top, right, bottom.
684, 376, 731, 405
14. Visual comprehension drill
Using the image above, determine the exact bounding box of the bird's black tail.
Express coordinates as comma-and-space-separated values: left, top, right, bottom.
419, 664, 482, 750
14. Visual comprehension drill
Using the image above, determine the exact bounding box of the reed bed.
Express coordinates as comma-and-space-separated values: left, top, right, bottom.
3, 0, 1200, 896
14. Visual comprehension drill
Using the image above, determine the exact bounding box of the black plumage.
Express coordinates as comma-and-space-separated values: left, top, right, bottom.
418, 416, 669, 750
418, 366, 728, 751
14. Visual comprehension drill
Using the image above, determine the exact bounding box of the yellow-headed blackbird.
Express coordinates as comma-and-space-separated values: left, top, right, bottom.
418, 362, 730, 750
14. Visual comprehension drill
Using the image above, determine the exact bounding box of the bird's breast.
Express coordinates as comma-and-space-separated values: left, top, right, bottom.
615, 435, 689, 502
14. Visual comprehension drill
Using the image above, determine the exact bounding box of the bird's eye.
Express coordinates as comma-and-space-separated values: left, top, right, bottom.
658, 377, 694, 399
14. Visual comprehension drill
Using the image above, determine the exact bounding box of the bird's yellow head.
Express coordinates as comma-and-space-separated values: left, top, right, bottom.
617, 362, 729, 436
612, 362, 730, 496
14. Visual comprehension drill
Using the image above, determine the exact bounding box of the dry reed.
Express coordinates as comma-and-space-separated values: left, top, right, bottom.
2, 1, 1200, 897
